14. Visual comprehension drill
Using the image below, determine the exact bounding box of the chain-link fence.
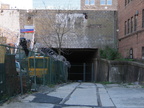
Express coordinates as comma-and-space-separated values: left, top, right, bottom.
0, 44, 68, 102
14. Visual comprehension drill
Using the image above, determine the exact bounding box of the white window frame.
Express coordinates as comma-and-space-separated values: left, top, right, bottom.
100, 0, 106, 5
85, 0, 89, 5
90, 0, 95, 5
107, 0, 112, 5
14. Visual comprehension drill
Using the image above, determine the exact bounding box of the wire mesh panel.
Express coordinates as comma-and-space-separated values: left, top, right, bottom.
45, 57, 68, 85
0, 44, 69, 100
69, 63, 94, 82
0, 63, 6, 101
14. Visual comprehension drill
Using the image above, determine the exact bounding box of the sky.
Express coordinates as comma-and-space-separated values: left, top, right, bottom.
1, 0, 33, 9
1, 0, 80, 10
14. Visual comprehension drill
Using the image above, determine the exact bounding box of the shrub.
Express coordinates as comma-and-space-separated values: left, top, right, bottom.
100, 46, 121, 60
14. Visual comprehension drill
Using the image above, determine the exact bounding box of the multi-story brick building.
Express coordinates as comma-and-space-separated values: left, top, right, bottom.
0, 3, 10, 9
81, 0, 117, 10
118, 0, 144, 59
0, 4, 10, 9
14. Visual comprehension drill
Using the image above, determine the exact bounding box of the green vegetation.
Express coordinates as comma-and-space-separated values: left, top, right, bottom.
115, 58, 134, 61
100, 46, 135, 61
100, 46, 121, 60
98, 81, 118, 85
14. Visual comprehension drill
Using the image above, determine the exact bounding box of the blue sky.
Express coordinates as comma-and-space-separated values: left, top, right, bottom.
1, 0, 80, 9
1, 0, 32, 9
33, 0, 80, 9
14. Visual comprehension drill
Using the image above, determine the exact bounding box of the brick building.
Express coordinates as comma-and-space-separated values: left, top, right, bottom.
0, 0, 10, 9
0, 4, 10, 9
118, 0, 144, 59
81, 0, 117, 10
0, 10, 20, 44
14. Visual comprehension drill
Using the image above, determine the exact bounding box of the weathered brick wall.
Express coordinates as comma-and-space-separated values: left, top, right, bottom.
1, 4, 10, 9
81, 0, 117, 10
118, 0, 144, 59
0, 10, 20, 44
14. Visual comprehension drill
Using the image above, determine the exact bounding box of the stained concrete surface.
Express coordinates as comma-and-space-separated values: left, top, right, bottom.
1, 83, 144, 108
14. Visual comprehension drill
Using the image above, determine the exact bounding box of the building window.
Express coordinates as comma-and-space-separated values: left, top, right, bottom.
129, 48, 133, 59
85, 0, 89, 5
128, 19, 130, 34
90, 0, 95, 5
100, 0, 112, 5
100, 0, 106, 5
142, 47, 144, 59
125, 21, 127, 35
142, 9, 144, 28
125, 0, 133, 6
134, 15, 137, 31
107, 0, 112, 5
85, 0, 95, 5
125, 0, 127, 6
131, 17, 133, 33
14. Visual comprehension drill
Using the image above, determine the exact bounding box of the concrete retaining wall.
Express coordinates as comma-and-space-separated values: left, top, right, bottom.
97, 59, 144, 84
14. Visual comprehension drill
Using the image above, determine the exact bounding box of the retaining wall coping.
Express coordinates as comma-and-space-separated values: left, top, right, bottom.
98, 59, 144, 68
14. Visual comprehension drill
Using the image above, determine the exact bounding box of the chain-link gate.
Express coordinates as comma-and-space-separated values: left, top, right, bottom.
68, 63, 94, 82
0, 44, 69, 101
0, 64, 6, 101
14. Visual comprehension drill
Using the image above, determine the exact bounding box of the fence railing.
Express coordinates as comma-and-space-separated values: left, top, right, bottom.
0, 44, 68, 102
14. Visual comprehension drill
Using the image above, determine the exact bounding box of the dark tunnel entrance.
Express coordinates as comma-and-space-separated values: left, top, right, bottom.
63, 48, 98, 82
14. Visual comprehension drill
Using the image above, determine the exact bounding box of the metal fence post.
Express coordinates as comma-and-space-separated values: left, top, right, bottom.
49, 57, 52, 84
83, 63, 86, 82
34, 52, 37, 90
19, 47, 23, 95
91, 63, 94, 82
43, 55, 45, 85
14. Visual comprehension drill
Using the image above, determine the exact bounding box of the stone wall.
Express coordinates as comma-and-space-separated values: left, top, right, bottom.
19, 10, 117, 49
97, 59, 144, 85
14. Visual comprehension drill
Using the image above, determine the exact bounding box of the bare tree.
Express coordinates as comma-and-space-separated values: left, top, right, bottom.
34, 9, 81, 55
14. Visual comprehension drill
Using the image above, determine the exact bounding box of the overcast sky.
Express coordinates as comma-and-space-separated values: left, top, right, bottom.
1, 0, 80, 9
